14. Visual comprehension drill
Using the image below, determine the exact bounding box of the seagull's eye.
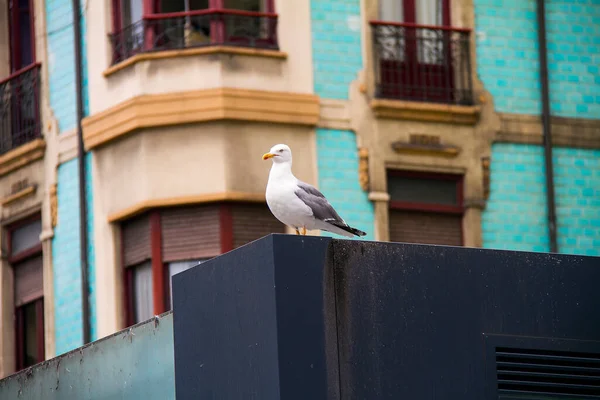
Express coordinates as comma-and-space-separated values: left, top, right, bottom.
278, 149, 284, 153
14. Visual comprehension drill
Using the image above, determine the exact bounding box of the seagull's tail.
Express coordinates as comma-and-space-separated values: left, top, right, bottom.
329, 221, 367, 237
344, 226, 367, 237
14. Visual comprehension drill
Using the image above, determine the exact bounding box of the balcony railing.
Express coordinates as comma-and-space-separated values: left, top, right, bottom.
370, 22, 473, 106
110, 9, 279, 65
0, 63, 42, 155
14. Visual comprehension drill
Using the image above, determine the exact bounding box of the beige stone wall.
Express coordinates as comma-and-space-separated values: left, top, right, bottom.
91, 121, 317, 337
85, 0, 315, 115
0, 0, 58, 377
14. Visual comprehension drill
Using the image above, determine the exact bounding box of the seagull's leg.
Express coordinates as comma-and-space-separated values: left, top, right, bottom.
295, 228, 300, 235
301, 227, 307, 236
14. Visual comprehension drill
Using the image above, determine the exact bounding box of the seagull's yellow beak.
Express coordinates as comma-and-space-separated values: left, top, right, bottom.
262, 153, 276, 160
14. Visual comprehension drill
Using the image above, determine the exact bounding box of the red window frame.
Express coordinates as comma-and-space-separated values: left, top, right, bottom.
121, 205, 234, 327
371, 0, 465, 103
7, 214, 45, 371
110, 0, 276, 47
387, 170, 464, 244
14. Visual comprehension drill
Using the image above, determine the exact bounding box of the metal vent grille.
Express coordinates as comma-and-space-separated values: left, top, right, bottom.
496, 347, 600, 399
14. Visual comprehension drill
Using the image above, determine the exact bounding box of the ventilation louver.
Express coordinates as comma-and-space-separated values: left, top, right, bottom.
496, 347, 600, 399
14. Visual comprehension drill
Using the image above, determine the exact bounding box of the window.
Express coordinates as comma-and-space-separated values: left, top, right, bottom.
9, 0, 36, 72
371, 0, 473, 105
387, 171, 463, 246
120, 202, 284, 326
7, 216, 44, 370
110, 0, 278, 64
1, 0, 41, 155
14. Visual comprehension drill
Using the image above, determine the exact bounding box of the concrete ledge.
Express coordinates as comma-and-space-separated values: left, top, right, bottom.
82, 88, 320, 150
318, 99, 352, 130
0, 139, 46, 177
0, 185, 37, 206
370, 99, 481, 125
103, 46, 288, 77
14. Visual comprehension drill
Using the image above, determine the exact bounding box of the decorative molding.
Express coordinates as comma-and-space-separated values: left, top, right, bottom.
49, 184, 58, 227
0, 139, 46, 176
82, 88, 320, 150
318, 99, 351, 130
392, 134, 461, 158
496, 113, 600, 149
368, 191, 390, 202
481, 156, 491, 201
0, 185, 37, 206
103, 46, 288, 77
358, 148, 369, 191
40, 229, 54, 241
464, 198, 487, 210
370, 99, 481, 125
107, 191, 266, 222
57, 128, 78, 164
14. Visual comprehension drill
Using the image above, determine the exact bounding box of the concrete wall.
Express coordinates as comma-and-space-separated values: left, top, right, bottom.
476, 0, 600, 255
0, 313, 174, 399
46, 0, 96, 354
310, 0, 375, 239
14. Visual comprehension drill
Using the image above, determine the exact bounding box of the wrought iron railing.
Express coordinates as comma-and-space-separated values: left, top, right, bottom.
110, 9, 279, 65
0, 63, 42, 155
370, 22, 473, 105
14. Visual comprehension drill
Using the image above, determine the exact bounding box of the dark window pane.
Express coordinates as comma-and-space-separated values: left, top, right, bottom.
18, 12, 33, 67
224, 0, 262, 11
22, 302, 38, 368
122, 0, 143, 26
189, 0, 208, 10
133, 261, 153, 323
11, 219, 41, 255
388, 175, 458, 206
160, 0, 185, 13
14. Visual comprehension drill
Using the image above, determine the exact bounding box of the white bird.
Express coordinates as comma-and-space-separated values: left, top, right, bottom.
262, 144, 367, 238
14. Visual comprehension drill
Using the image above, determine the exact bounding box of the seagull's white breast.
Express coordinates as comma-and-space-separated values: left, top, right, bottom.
265, 169, 315, 230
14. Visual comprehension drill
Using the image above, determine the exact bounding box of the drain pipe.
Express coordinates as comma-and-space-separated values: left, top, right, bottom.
536, 0, 558, 253
72, 0, 91, 344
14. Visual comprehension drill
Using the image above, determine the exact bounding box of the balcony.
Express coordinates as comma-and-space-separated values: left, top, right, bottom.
0, 64, 42, 155
109, 9, 279, 65
370, 22, 473, 106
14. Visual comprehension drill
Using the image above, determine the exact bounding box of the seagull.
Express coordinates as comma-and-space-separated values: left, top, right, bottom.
262, 144, 367, 238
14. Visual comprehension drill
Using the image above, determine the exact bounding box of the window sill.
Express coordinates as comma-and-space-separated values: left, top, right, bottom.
103, 46, 288, 78
370, 99, 481, 125
0, 138, 46, 177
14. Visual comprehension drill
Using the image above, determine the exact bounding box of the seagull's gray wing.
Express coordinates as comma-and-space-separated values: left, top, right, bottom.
294, 181, 346, 225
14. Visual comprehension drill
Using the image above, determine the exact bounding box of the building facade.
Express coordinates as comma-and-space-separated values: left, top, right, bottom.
0, 0, 598, 379
476, 0, 600, 255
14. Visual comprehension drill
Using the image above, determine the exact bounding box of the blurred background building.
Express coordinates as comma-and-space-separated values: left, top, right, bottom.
0, 0, 598, 379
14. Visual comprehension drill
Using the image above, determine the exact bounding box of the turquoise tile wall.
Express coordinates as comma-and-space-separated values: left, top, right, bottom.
475, 0, 600, 118
476, 0, 600, 255
483, 144, 600, 256
46, 0, 96, 354
310, 0, 375, 238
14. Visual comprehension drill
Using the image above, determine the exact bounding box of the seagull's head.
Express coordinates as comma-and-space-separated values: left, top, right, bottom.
262, 144, 292, 164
